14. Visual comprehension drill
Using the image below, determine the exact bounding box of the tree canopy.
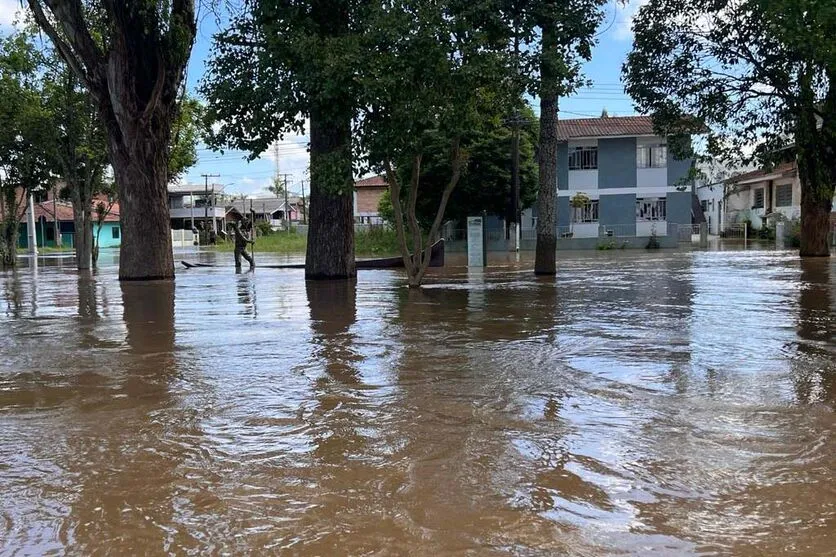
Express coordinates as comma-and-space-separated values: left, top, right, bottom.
624, 0, 836, 255
379, 105, 539, 229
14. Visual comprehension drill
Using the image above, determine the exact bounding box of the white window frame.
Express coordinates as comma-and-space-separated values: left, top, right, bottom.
568, 146, 598, 170
637, 144, 667, 169
572, 200, 599, 223
636, 198, 667, 221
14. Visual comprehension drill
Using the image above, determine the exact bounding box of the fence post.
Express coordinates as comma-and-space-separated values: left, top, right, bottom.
699, 222, 708, 248
744, 222, 748, 246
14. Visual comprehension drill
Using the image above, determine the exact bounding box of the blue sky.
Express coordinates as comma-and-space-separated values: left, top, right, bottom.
1, 0, 647, 197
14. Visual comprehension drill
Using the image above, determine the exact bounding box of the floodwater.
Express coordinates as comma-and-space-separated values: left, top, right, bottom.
1, 249, 834, 556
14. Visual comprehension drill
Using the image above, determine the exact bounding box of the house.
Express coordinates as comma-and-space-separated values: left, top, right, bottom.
719, 160, 836, 235
168, 183, 226, 232
226, 196, 303, 229
354, 175, 388, 224
552, 114, 695, 247
17, 198, 121, 249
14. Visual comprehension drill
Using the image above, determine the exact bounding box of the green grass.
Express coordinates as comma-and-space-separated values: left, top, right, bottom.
212, 228, 403, 256
16, 246, 76, 254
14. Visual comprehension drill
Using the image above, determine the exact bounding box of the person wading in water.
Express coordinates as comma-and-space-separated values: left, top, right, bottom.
232, 219, 255, 270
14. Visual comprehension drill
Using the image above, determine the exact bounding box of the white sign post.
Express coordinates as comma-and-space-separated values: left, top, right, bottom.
467, 216, 485, 267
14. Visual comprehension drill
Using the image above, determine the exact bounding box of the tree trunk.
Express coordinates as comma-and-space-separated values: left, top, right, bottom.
1, 221, 17, 268
796, 91, 834, 257
534, 25, 559, 276
305, 108, 356, 280
70, 181, 92, 270
108, 137, 174, 280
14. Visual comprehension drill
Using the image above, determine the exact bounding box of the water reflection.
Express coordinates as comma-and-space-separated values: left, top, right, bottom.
305, 279, 365, 464
794, 259, 835, 404
65, 281, 182, 554
0, 251, 834, 555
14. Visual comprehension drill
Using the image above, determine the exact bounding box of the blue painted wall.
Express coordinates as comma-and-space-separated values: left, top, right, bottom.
94, 222, 122, 248
557, 143, 568, 191
600, 194, 637, 235
667, 143, 694, 191
666, 191, 692, 226
598, 138, 637, 189
557, 196, 570, 227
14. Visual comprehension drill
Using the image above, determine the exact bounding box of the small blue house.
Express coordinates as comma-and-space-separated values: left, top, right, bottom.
17, 200, 121, 250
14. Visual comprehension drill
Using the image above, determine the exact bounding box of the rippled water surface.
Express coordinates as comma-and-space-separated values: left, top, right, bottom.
1, 249, 834, 556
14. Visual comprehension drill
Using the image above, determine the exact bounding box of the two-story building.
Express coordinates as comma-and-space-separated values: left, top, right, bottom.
168, 183, 226, 232
553, 115, 694, 248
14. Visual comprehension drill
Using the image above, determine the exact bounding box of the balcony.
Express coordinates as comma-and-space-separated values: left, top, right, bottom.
169, 207, 226, 220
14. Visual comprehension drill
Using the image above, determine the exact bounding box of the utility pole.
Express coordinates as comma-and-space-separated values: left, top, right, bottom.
504, 110, 526, 251
201, 173, 220, 240
27, 193, 38, 256
278, 173, 293, 232
300, 180, 308, 224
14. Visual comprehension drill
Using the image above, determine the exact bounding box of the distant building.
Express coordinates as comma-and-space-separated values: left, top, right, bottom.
718, 161, 836, 233
17, 198, 121, 249
354, 175, 387, 224
227, 196, 304, 229
168, 183, 226, 232
547, 114, 695, 247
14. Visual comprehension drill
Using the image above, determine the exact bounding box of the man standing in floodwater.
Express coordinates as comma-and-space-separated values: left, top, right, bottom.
232, 219, 255, 270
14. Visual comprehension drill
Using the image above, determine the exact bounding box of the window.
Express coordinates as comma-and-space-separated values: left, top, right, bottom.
568, 146, 598, 170
700, 200, 708, 213
46, 226, 55, 242
636, 198, 667, 221
753, 188, 764, 209
776, 184, 792, 207
573, 200, 599, 223
112, 226, 120, 240
637, 144, 667, 168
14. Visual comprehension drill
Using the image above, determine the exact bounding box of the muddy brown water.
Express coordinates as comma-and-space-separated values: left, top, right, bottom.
1, 249, 834, 556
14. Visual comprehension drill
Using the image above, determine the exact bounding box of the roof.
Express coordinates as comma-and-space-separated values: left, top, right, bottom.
227, 196, 304, 215
168, 183, 221, 195
557, 115, 656, 141
33, 200, 120, 222
355, 175, 387, 188
726, 161, 797, 185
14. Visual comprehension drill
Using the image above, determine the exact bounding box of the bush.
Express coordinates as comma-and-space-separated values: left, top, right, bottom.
255, 220, 274, 237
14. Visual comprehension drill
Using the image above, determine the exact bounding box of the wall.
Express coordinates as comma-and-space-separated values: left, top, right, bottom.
599, 194, 637, 235
666, 191, 692, 226
94, 222, 121, 248
598, 137, 637, 189
356, 187, 386, 214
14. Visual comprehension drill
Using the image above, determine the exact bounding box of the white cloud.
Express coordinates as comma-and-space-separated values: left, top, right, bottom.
614, 0, 649, 41
0, 0, 23, 29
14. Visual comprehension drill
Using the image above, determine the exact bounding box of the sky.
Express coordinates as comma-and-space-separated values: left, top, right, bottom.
1, 0, 648, 198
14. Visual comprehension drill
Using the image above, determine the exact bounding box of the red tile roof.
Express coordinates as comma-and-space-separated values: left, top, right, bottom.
355, 175, 387, 188
556, 115, 656, 140
726, 161, 797, 184
34, 201, 121, 222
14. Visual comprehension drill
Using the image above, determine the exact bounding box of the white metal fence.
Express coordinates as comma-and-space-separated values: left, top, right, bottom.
171, 229, 197, 247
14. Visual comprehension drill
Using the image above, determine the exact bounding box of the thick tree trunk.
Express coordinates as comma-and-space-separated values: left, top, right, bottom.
535, 26, 558, 276
109, 139, 174, 280
305, 109, 356, 280
799, 183, 833, 256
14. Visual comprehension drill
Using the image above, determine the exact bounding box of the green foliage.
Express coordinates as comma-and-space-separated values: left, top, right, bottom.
383, 103, 539, 229
255, 220, 273, 237
214, 227, 401, 255
168, 95, 203, 183
623, 0, 836, 205
0, 32, 54, 266
378, 188, 394, 225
